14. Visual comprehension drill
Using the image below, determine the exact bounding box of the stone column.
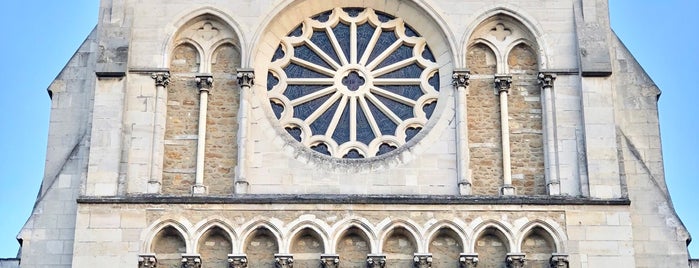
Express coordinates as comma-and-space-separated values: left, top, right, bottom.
549, 254, 569, 268
458, 253, 478, 268
366, 254, 386, 268
228, 254, 248, 268
147, 72, 170, 194
182, 254, 202, 268
505, 253, 525, 268
539, 73, 560, 195
453, 69, 472, 195
138, 254, 157, 268
495, 75, 515, 195
413, 253, 432, 268
193, 75, 213, 195
275, 254, 294, 268
235, 69, 254, 194
320, 254, 339, 268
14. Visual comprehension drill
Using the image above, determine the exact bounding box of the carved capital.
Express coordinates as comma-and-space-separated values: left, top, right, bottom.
458, 253, 479, 268
549, 254, 569, 268
494, 75, 512, 94
181, 254, 202, 268
538, 73, 557, 89
228, 254, 248, 268
366, 254, 386, 268
151, 72, 170, 87
138, 254, 157, 268
505, 253, 526, 268
195, 75, 214, 92
413, 254, 432, 268
452, 69, 470, 88
237, 68, 255, 88
275, 254, 294, 268
320, 254, 339, 268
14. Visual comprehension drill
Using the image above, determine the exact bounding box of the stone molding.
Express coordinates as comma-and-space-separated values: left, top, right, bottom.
459, 253, 479, 268
506, 253, 526, 268
182, 254, 202, 268
452, 70, 470, 88
366, 254, 386, 268
494, 75, 513, 94
151, 72, 170, 87
549, 253, 569, 268
138, 254, 157, 268
320, 254, 339, 268
275, 254, 294, 268
195, 75, 214, 92
236, 69, 255, 88
538, 73, 556, 89
228, 254, 248, 268
413, 253, 433, 268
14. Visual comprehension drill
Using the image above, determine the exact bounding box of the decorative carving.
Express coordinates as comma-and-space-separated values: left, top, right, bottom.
275, 254, 294, 268
138, 254, 157, 268
236, 69, 255, 88
538, 73, 557, 89
366, 254, 386, 268
181, 254, 202, 268
452, 70, 471, 88
228, 254, 248, 268
458, 253, 479, 268
195, 75, 213, 92
549, 254, 569, 268
197, 22, 220, 41
320, 254, 339, 268
494, 75, 513, 94
151, 72, 170, 87
490, 23, 512, 41
413, 254, 432, 268
505, 253, 526, 268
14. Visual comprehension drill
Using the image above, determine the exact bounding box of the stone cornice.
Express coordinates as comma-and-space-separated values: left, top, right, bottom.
77, 194, 630, 206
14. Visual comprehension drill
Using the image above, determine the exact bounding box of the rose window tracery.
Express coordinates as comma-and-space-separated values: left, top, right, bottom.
267, 7, 440, 158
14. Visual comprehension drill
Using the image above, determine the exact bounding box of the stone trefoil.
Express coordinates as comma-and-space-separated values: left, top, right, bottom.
539, 72, 560, 195
148, 72, 170, 194
193, 75, 214, 195
235, 69, 254, 194
453, 69, 472, 195
495, 75, 515, 195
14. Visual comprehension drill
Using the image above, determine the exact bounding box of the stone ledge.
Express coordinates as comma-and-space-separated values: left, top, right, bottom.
77, 194, 631, 206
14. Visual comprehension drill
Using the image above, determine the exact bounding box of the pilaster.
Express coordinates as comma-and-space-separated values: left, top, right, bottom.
235, 69, 255, 194
147, 72, 170, 194
453, 69, 472, 195
495, 75, 515, 196
539, 72, 560, 195
193, 75, 213, 195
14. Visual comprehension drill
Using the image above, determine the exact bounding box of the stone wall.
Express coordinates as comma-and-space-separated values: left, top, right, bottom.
521, 228, 555, 268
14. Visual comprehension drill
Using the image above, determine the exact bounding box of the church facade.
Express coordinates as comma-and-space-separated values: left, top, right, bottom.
11, 0, 694, 267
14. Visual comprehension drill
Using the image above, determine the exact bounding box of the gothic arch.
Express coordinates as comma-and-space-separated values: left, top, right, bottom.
286, 222, 331, 253
162, 7, 247, 67
238, 220, 284, 252
469, 220, 515, 252
515, 220, 567, 253
331, 218, 378, 254
192, 218, 237, 253
424, 221, 469, 252
378, 219, 423, 253
142, 219, 193, 254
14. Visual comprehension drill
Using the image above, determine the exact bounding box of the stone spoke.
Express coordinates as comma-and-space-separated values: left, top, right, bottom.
304, 91, 343, 125
325, 95, 349, 137
290, 86, 337, 106
366, 92, 402, 125
358, 96, 383, 138
326, 26, 349, 65
370, 86, 416, 106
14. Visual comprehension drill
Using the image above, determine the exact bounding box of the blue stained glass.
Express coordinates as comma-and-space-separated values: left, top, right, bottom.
405, 127, 422, 142
377, 63, 423, 79
311, 143, 331, 155
376, 11, 395, 22
356, 105, 375, 145
423, 101, 436, 118
379, 85, 423, 101
422, 46, 436, 62
310, 30, 341, 65
284, 85, 329, 102
272, 45, 285, 62
377, 143, 397, 156
284, 63, 332, 79
405, 25, 418, 37
356, 23, 375, 60
309, 97, 340, 135
294, 94, 331, 120
331, 103, 351, 144
295, 44, 332, 70
366, 100, 398, 135
286, 127, 302, 142
375, 45, 414, 70
342, 7, 364, 17
332, 22, 351, 63
312, 10, 331, 22
289, 25, 303, 37
343, 149, 364, 159
367, 31, 398, 64
270, 101, 284, 119
429, 72, 440, 92
375, 95, 414, 121
267, 72, 279, 91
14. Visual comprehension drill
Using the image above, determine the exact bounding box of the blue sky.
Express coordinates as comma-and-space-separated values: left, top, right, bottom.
0, 0, 697, 259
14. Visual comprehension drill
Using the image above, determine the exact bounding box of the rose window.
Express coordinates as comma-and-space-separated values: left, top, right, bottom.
267, 7, 440, 159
